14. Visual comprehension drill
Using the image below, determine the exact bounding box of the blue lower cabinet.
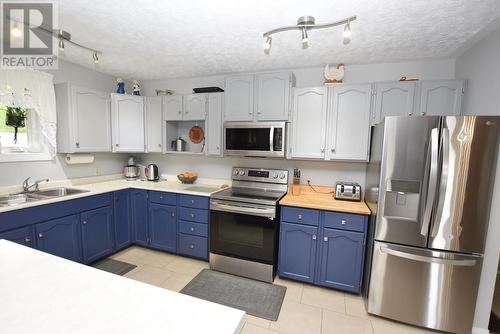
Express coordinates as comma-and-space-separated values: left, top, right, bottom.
179, 220, 208, 237
0, 226, 35, 248
149, 203, 177, 252
114, 190, 132, 250
178, 233, 208, 259
318, 228, 365, 293
131, 190, 149, 246
81, 206, 115, 264
278, 222, 318, 283
36, 215, 81, 262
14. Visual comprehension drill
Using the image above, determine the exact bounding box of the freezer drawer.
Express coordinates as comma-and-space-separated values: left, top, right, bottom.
367, 241, 482, 334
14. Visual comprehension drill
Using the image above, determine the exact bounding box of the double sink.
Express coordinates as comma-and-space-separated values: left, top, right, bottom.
0, 188, 89, 207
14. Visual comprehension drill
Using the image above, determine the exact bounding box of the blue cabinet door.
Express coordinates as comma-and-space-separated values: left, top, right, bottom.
81, 206, 115, 263
278, 222, 318, 283
0, 226, 35, 248
318, 228, 365, 293
131, 190, 148, 246
149, 203, 177, 252
36, 215, 81, 262
114, 190, 131, 250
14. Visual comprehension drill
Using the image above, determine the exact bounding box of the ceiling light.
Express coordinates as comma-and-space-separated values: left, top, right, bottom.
263, 36, 272, 54
301, 28, 309, 49
11, 21, 22, 37
343, 22, 352, 44
93, 51, 99, 64
262, 15, 356, 53
58, 38, 65, 51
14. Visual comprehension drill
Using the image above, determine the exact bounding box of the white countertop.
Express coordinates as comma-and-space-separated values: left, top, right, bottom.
0, 175, 230, 214
0, 240, 244, 334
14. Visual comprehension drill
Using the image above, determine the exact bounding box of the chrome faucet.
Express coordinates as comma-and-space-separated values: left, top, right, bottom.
22, 177, 49, 193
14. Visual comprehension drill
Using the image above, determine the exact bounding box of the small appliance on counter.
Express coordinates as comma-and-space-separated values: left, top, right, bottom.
334, 182, 361, 201
145, 164, 160, 181
123, 156, 140, 181
171, 137, 187, 152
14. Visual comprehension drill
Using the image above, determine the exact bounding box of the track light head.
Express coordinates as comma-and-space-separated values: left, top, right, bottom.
263, 36, 272, 54
58, 38, 65, 51
301, 28, 309, 49
343, 22, 352, 44
93, 51, 99, 64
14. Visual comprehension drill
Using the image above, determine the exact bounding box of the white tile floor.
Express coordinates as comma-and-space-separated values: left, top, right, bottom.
111, 246, 437, 334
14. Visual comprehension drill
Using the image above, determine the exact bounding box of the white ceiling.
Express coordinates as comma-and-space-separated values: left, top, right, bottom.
57, 0, 500, 80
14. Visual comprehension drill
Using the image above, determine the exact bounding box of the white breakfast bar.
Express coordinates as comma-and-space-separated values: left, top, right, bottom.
0, 240, 244, 334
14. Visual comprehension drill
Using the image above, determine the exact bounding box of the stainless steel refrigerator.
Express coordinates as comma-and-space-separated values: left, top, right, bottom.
364, 116, 500, 334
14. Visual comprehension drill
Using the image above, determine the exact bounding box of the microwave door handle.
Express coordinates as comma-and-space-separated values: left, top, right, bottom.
380, 245, 477, 267
269, 126, 274, 152
421, 128, 439, 236
431, 127, 449, 237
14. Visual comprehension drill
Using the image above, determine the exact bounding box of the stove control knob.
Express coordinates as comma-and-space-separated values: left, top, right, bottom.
273, 172, 278, 179
279, 172, 286, 179
238, 170, 245, 176
233, 169, 239, 176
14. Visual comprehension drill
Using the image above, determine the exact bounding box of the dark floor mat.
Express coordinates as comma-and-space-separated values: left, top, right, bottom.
91, 258, 137, 276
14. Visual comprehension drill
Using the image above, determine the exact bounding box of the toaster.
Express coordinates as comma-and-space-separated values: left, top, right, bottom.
335, 182, 362, 201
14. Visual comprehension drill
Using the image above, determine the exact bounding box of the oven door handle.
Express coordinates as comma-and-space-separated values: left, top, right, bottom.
211, 202, 276, 219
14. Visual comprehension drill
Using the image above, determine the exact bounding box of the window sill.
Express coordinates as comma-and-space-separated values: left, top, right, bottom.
0, 150, 53, 162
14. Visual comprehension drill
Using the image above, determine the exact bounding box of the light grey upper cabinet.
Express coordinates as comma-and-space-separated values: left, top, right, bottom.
111, 93, 145, 153
183, 94, 207, 120
224, 75, 254, 121
374, 81, 416, 124
55, 83, 111, 153
326, 84, 372, 161
290, 87, 328, 159
419, 80, 464, 116
256, 72, 292, 121
145, 96, 163, 153
206, 93, 224, 156
163, 95, 183, 121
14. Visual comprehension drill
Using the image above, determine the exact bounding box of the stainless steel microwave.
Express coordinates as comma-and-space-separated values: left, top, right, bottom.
224, 122, 286, 158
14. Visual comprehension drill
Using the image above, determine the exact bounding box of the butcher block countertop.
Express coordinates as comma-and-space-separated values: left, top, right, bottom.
279, 184, 371, 215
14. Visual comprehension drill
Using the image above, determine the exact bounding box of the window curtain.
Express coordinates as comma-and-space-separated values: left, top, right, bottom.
0, 69, 57, 158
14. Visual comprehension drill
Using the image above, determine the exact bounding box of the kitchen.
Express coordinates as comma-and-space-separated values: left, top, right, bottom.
0, 1, 500, 334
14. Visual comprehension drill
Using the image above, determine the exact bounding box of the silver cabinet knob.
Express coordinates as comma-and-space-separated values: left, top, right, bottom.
115, 143, 119, 147
178, 110, 182, 114
158, 144, 162, 147
341, 220, 346, 225
76, 142, 80, 148
24, 236, 31, 243
186, 111, 189, 114
216, 146, 220, 150
189, 244, 195, 249
421, 111, 426, 115
82, 220, 87, 225
312, 234, 317, 240
38, 233, 44, 238
257, 110, 262, 115
321, 148, 325, 153
408, 112, 413, 116
324, 237, 329, 242
298, 214, 302, 220
331, 148, 335, 153
190, 213, 195, 218
171, 212, 175, 217
159, 196, 163, 199
190, 227, 195, 232
191, 199, 195, 204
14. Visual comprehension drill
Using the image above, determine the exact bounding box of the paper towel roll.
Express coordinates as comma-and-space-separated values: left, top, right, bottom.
65, 154, 94, 165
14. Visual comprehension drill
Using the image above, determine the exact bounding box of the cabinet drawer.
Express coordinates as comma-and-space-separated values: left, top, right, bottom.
179, 207, 209, 224
178, 234, 208, 259
179, 220, 208, 237
149, 191, 176, 206
179, 195, 209, 209
281, 206, 319, 226
323, 212, 367, 232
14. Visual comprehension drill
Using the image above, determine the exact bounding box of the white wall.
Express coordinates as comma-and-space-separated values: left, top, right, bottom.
0, 60, 126, 187
140, 58, 456, 189
456, 26, 500, 333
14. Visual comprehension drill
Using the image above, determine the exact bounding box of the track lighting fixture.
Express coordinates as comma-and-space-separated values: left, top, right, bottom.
58, 38, 65, 51
262, 15, 356, 54
93, 51, 99, 64
11, 21, 22, 37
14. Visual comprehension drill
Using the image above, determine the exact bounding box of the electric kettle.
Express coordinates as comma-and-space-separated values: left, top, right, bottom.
145, 164, 159, 181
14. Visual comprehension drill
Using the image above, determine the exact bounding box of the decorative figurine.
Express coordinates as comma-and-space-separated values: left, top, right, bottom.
132, 80, 141, 96
116, 78, 125, 94
324, 64, 345, 85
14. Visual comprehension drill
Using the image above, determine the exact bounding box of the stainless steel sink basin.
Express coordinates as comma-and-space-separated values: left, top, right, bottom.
0, 193, 38, 207
33, 187, 89, 198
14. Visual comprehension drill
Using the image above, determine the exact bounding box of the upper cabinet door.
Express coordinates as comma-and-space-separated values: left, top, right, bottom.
206, 93, 223, 156
111, 94, 145, 152
290, 87, 328, 159
327, 84, 372, 161
145, 96, 163, 153
183, 94, 206, 120
374, 82, 416, 124
419, 80, 464, 116
163, 95, 183, 121
256, 72, 292, 121
224, 75, 254, 121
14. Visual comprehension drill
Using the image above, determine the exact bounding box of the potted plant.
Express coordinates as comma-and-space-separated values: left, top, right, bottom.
5, 106, 27, 144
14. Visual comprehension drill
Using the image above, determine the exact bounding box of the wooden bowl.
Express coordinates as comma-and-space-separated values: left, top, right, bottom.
177, 174, 198, 184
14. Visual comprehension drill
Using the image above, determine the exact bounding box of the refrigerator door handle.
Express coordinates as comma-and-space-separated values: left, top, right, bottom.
431, 127, 450, 237
380, 246, 477, 267
421, 128, 439, 236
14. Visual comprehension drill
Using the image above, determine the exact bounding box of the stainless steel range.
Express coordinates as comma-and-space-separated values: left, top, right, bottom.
210, 167, 289, 282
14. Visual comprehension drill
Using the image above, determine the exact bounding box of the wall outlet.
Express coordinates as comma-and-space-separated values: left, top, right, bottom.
95, 166, 101, 176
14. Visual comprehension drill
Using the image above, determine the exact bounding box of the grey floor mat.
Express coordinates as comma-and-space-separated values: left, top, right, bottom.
180, 269, 286, 321
91, 258, 137, 276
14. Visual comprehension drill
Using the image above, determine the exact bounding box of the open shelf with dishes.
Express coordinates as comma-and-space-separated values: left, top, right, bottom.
164, 120, 206, 154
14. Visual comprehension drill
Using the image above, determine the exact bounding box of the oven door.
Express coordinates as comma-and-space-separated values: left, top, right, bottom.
224, 122, 285, 157
210, 199, 278, 265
